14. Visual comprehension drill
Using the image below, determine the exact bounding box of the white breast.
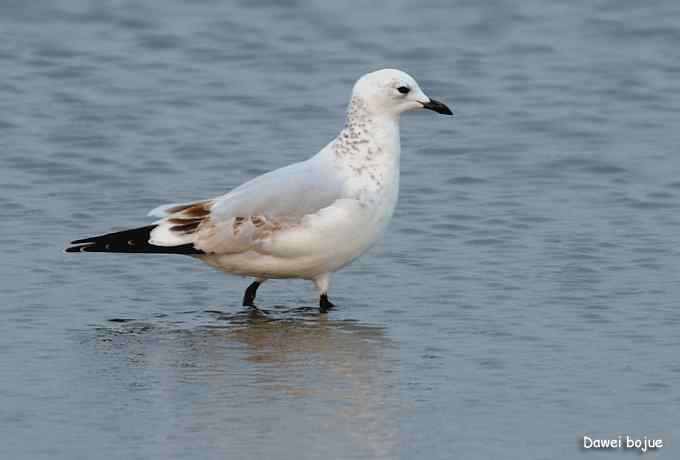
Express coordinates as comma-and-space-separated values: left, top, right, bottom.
199, 98, 402, 280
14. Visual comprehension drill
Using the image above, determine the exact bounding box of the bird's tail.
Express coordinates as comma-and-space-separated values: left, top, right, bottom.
65, 225, 204, 255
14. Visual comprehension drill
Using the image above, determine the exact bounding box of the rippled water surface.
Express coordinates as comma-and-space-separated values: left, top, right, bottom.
2, 1, 680, 458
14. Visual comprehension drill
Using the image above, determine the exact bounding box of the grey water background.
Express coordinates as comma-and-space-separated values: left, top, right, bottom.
1, 0, 679, 458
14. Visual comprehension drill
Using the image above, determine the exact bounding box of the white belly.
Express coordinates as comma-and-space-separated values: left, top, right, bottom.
200, 182, 398, 280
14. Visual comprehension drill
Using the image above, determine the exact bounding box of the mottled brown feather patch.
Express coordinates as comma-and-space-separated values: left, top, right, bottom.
167, 200, 213, 235
167, 217, 200, 225
232, 216, 245, 236
183, 204, 211, 217
167, 200, 212, 215
167, 204, 194, 214
170, 221, 202, 234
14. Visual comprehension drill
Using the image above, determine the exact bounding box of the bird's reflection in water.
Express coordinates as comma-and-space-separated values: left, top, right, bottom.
90, 306, 398, 458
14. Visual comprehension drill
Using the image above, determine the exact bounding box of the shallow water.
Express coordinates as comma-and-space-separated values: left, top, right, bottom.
2, 0, 680, 458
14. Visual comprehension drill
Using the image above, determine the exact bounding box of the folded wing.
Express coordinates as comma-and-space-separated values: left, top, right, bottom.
149, 159, 344, 255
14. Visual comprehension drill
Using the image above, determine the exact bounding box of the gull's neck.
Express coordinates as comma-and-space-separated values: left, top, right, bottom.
331, 95, 400, 167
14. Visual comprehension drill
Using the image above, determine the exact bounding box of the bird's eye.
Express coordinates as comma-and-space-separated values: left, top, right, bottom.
397, 86, 410, 95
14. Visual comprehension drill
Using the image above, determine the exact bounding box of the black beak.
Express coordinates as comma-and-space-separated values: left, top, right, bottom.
421, 99, 453, 116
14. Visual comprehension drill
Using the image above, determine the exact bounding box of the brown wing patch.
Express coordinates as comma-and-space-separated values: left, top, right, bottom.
182, 204, 211, 218
167, 201, 214, 235
170, 221, 202, 233
167, 201, 212, 215
233, 216, 246, 236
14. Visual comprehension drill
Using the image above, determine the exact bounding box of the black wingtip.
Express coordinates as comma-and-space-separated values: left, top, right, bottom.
65, 225, 205, 255
65, 244, 92, 253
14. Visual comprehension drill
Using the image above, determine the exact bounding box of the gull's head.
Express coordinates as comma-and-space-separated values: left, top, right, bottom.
351, 68, 453, 118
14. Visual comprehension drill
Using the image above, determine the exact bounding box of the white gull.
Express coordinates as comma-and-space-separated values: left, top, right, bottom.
67, 69, 452, 312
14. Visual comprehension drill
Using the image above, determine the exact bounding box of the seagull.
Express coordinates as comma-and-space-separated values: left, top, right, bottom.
66, 69, 452, 312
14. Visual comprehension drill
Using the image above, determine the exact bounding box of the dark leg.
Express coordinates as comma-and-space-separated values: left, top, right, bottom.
243, 281, 260, 307
319, 293, 336, 313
